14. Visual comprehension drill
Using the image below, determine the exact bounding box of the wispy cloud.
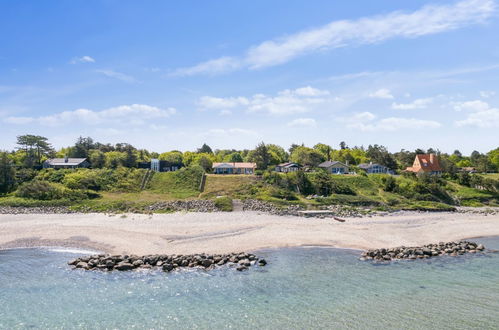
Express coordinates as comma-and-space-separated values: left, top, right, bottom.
96, 69, 137, 83
198, 86, 334, 116
287, 118, 317, 128
70, 56, 95, 64
455, 100, 499, 127
174, 0, 495, 75
369, 88, 394, 99
392, 98, 433, 110
4, 104, 176, 127
340, 111, 441, 131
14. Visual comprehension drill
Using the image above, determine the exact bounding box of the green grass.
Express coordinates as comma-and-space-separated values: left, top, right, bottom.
146, 166, 203, 199
200, 174, 257, 198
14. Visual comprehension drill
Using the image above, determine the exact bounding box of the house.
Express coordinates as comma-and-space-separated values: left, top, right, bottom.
43, 157, 90, 169
458, 167, 476, 173
275, 162, 301, 173
318, 161, 349, 174
212, 162, 257, 174
358, 162, 394, 174
405, 154, 442, 175
138, 159, 182, 172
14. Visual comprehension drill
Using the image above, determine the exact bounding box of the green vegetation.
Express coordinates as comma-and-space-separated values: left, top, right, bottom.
214, 196, 233, 212
147, 166, 204, 198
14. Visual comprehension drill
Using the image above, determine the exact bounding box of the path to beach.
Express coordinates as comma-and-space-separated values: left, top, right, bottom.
1, 211, 498, 254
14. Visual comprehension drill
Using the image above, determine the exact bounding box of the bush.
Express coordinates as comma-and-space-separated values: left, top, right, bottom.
214, 196, 233, 211
16, 180, 64, 200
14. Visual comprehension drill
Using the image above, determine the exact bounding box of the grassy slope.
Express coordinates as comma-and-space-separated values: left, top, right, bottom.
199, 174, 256, 198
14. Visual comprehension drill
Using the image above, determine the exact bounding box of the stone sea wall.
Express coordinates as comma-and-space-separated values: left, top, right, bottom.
360, 241, 486, 262
69, 252, 267, 272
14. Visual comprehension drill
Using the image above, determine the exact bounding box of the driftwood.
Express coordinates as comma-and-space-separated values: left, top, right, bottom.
333, 217, 346, 222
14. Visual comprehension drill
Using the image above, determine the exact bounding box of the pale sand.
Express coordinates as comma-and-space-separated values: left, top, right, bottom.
0, 211, 498, 254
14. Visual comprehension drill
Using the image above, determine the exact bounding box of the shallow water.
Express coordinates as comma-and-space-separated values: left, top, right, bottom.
1, 238, 499, 329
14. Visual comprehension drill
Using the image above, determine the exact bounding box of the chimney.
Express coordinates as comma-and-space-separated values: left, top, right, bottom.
64, 156, 69, 163
429, 153, 435, 164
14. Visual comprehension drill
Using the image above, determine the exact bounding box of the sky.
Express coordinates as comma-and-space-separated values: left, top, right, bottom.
1, 0, 499, 154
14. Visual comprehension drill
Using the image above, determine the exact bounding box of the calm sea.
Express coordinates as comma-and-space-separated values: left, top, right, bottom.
1, 237, 499, 329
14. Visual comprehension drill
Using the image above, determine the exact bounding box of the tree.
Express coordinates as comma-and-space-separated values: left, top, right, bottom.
0, 152, 15, 194
159, 151, 183, 164
339, 141, 348, 150
290, 146, 325, 167
16, 134, 53, 167
225, 152, 243, 162
267, 144, 288, 165
197, 143, 213, 154
70, 136, 95, 158
123, 145, 137, 168
247, 142, 271, 169
313, 143, 332, 161
366, 145, 397, 170
105, 151, 127, 168
88, 150, 106, 168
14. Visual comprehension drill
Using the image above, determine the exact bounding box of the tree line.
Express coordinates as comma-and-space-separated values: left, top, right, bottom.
1, 135, 498, 193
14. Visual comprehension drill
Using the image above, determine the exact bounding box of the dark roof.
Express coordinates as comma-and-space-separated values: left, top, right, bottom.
277, 162, 301, 168
318, 161, 347, 168
45, 158, 87, 166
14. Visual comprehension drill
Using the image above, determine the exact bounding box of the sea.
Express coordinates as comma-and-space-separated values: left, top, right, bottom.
1, 237, 499, 329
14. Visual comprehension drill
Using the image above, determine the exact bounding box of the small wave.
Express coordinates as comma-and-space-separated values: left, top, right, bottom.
46, 247, 101, 254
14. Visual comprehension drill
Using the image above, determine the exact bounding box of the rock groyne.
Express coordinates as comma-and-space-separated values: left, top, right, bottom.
360, 241, 485, 262
69, 252, 267, 272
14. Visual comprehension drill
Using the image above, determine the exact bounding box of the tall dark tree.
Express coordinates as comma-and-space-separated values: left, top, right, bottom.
339, 141, 348, 150
123, 145, 137, 168
197, 143, 213, 154
249, 142, 271, 170
366, 144, 397, 170
71, 136, 95, 158
0, 152, 16, 194
16, 134, 53, 167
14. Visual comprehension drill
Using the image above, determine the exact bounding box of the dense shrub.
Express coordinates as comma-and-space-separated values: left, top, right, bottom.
16, 180, 63, 200
214, 196, 233, 211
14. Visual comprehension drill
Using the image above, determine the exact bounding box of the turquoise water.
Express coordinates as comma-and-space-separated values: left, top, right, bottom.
1, 238, 499, 329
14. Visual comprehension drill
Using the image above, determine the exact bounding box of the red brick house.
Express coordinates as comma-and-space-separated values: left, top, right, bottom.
405, 154, 442, 175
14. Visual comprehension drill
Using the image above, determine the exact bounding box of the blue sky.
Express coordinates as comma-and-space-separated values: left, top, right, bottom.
1, 0, 499, 154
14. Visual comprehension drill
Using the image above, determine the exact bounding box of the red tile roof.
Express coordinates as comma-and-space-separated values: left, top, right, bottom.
405, 154, 442, 173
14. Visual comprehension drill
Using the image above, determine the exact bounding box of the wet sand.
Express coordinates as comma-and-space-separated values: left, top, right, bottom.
1, 211, 498, 254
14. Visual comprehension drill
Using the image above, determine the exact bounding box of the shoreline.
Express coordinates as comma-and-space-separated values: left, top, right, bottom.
1, 210, 499, 255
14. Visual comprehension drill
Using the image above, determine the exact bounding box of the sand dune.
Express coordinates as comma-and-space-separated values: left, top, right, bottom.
1, 211, 498, 254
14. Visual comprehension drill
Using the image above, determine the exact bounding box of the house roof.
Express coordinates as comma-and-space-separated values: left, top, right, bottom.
406, 154, 442, 172
212, 162, 257, 169
318, 161, 347, 168
45, 158, 87, 166
277, 162, 301, 168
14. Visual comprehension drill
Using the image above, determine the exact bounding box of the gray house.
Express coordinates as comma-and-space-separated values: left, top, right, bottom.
43, 157, 90, 169
318, 161, 349, 174
358, 162, 394, 174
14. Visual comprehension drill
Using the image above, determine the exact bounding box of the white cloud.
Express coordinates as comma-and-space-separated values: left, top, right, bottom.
455, 100, 499, 127
174, 0, 495, 75
198, 96, 249, 109
453, 100, 490, 112
96, 69, 137, 83
219, 109, 232, 116
340, 111, 441, 131
287, 118, 317, 127
172, 57, 241, 76
392, 98, 433, 110
198, 86, 333, 116
369, 88, 394, 99
198, 86, 332, 116
4, 104, 176, 127
70, 56, 95, 64
480, 90, 496, 98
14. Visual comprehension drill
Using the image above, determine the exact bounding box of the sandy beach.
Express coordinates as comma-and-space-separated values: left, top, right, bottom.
1, 211, 498, 254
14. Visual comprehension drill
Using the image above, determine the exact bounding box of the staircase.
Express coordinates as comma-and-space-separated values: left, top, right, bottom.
140, 170, 154, 190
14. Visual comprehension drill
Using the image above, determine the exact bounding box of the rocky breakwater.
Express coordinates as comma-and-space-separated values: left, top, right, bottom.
146, 200, 218, 213
360, 241, 486, 262
0, 206, 74, 214
242, 199, 303, 216
69, 252, 267, 272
